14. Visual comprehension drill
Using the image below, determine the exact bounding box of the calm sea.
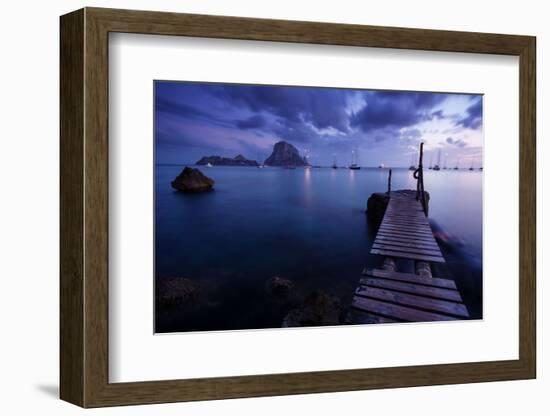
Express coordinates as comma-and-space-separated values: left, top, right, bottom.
155, 165, 483, 332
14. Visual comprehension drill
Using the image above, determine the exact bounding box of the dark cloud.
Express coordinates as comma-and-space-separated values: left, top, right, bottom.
372, 128, 396, 143
236, 115, 266, 129
156, 96, 211, 120
430, 110, 444, 119
456, 98, 482, 130
271, 118, 315, 143
155, 95, 234, 129
350, 91, 447, 133
211, 85, 350, 136
446, 137, 467, 147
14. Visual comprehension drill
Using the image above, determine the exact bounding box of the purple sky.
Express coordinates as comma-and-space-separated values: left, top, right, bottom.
155, 81, 483, 168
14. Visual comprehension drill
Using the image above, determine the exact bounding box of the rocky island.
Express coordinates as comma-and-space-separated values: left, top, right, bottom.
171, 167, 214, 193
196, 154, 258, 166
264, 141, 307, 167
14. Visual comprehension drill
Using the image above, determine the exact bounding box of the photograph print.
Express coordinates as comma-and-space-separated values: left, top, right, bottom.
154, 81, 483, 333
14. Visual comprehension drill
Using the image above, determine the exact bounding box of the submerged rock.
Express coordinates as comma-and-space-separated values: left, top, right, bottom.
264, 141, 307, 167
156, 277, 201, 308
366, 192, 390, 225
265, 276, 294, 299
171, 167, 214, 193
282, 290, 341, 327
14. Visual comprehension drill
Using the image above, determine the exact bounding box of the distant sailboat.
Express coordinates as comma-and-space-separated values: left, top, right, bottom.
428, 155, 433, 170
349, 149, 361, 170
408, 153, 416, 171
332, 156, 338, 169
206, 162, 213, 168
469, 161, 474, 171
378, 163, 385, 169
454, 158, 460, 170
433, 150, 441, 171
257, 152, 265, 168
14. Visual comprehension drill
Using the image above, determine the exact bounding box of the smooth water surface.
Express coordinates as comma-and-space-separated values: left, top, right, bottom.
155, 166, 482, 332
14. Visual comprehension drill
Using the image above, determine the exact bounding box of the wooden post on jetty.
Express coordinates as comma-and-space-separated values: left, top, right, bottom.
383, 168, 395, 273
414, 142, 428, 216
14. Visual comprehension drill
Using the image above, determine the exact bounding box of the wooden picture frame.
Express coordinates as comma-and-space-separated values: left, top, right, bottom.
60, 7, 536, 408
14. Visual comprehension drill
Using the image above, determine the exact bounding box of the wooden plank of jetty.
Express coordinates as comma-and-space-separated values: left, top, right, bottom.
370, 194, 445, 263
370, 248, 444, 263
355, 286, 469, 318
348, 269, 470, 322
371, 238, 440, 251
352, 296, 457, 322
345, 308, 398, 325
362, 268, 457, 290
372, 242, 442, 254
359, 277, 463, 302
374, 233, 439, 246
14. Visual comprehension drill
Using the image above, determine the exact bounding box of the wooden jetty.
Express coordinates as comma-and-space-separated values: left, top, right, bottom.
371, 193, 444, 263
349, 143, 469, 324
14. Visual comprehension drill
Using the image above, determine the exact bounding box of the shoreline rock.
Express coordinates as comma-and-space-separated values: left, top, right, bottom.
171, 167, 214, 193
282, 290, 341, 327
156, 277, 201, 308
265, 276, 294, 299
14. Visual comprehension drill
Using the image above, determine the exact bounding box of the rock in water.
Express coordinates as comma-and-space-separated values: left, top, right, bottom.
156, 277, 201, 308
282, 290, 341, 327
366, 192, 390, 226
265, 276, 294, 299
264, 141, 307, 167
171, 167, 214, 193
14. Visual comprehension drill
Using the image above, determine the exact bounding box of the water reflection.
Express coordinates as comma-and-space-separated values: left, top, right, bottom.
348, 168, 356, 184
303, 167, 312, 206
